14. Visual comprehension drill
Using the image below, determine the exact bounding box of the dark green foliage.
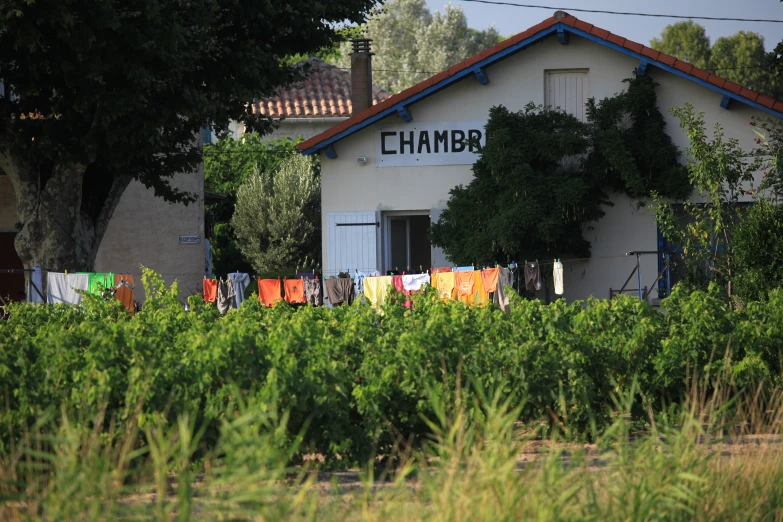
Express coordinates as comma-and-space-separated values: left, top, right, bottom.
585, 75, 690, 201
733, 201, 783, 302
3, 270, 783, 465
431, 75, 689, 265
203, 135, 309, 276
0, 0, 375, 201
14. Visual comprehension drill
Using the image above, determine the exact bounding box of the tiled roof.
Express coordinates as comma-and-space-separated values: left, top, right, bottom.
252, 58, 391, 118
299, 12, 783, 154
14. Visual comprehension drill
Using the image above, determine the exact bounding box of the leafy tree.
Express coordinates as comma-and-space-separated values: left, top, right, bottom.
711, 32, 782, 99
653, 104, 761, 303
336, 0, 502, 93
650, 21, 712, 70
585, 75, 690, 201
431, 75, 688, 265
733, 200, 783, 302
204, 135, 308, 277
0, 0, 376, 272
231, 154, 320, 274
652, 22, 781, 98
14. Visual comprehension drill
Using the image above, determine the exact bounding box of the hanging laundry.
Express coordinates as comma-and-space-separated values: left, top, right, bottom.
391, 275, 412, 308
46, 273, 89, 305
455, 266, 474, 272
363, 276, 392, 309
554, 260, 564, 295
284, 278, 306, 304
87, 273, 114, 296
524, 261, 541, 292
480, 267, 499, 293
216, 278, 236, 314
304, 278, 322, 306
229, 272, 251, 309
402, 273, 429, 292
433, 271, 455, 300
258, 278, 282, 308
114, 274, 135, 315
203, 277, 218, 303
325, 277, 355, 306
455, 270, 475, 303
469, 271, 488, 306
27, 267, 44, 304
354, 271, 366, 296
493, 267, 512, 314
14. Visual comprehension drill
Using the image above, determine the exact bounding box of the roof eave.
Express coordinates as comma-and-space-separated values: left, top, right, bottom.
299, 21, 783, 155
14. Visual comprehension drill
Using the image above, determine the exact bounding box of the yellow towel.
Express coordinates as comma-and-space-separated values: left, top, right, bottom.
364, 276, 393, 309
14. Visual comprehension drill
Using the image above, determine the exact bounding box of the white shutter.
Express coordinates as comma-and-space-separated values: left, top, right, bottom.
545, 70, 589, 122
326, 211, 379, 275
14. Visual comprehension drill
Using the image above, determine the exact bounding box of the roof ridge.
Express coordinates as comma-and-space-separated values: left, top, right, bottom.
298, 11, 783, 153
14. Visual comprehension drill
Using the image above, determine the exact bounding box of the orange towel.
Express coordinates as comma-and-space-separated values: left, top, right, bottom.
203, 277, 217, 303
257, 278, 282, 308
284, 278, 306, 304
114, 274, 135, 315
481, 267, 499, 293
455, 271, 474, 303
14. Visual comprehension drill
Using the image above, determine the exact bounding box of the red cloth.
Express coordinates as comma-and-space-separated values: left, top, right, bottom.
203, 278, 217, 303
258, 278, 282, 308
431, 267, 451, 274
284, 278, 306, 304
392, 275, 412, 308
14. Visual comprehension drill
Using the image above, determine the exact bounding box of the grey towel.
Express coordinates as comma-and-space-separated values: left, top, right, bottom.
216, 278, 236, 314
325, 277, 355, 306
493, 267, 512, 314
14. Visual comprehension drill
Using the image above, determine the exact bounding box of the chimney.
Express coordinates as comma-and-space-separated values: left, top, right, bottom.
350, 38, 374, 115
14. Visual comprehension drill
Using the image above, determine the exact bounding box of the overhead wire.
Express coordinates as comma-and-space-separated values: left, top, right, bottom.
456, 0, 783, 23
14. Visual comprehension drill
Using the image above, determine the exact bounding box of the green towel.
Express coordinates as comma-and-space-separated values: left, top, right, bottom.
87, 272, 114, 295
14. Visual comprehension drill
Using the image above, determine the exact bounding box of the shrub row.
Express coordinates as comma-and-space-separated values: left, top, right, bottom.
1, 270, 782, 465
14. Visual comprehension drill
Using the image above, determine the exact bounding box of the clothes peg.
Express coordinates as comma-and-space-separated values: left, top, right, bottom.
65, 270, 68, 276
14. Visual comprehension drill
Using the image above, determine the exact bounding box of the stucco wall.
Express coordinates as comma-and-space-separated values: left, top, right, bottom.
95, 166, 204, 302
0, 167, 204, 303
318, 33, 773, 302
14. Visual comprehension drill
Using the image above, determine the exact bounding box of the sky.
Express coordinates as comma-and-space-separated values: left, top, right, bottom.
424, 0, 783, 51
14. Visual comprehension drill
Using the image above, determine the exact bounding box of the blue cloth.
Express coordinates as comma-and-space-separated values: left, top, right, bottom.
456, 266, 474, 272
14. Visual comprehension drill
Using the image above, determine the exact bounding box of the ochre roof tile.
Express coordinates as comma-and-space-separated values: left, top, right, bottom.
254, 58, 391, 119
299, 12, 783, 152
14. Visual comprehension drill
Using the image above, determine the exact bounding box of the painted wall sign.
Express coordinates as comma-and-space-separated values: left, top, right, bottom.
375, 120, 487, 167
178, 235, 201, 244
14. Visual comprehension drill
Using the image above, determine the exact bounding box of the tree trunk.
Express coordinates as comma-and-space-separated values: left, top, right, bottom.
0, 149, 132, 274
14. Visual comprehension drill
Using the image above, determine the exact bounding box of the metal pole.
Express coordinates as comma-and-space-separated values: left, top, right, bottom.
636, 253, 643, 300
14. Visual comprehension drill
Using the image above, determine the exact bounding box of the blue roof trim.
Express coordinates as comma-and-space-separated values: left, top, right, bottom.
567, 26, 783, 120
302, 22, 783, 156
301, 25, 559, 155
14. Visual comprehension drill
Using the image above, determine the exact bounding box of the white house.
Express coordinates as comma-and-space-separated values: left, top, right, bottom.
298, 11, 783, 303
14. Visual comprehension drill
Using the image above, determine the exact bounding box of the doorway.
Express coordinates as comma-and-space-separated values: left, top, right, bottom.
0, 233, 25, 303
385, 213, 431, 272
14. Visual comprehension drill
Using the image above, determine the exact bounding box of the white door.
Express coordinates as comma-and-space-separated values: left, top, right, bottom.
545, 70, 589, 122
326, 211, 379, 276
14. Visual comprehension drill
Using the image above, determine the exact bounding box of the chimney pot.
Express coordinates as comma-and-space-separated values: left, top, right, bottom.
350, 38, 374, 115
553, 10, 569, 18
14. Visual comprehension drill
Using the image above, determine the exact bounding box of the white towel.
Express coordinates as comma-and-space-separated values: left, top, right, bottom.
553, 261, 564, 296
402, 273, 430, 291
46, 273, 89, 305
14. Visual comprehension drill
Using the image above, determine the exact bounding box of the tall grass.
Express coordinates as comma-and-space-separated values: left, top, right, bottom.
3, 369, 783, 521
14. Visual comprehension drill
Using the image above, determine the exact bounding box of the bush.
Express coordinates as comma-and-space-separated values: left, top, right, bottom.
3, 269, 783, 465
733, 200, 783, 303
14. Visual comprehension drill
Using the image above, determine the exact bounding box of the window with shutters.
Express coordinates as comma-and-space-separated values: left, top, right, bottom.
545, 69, 589, 122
